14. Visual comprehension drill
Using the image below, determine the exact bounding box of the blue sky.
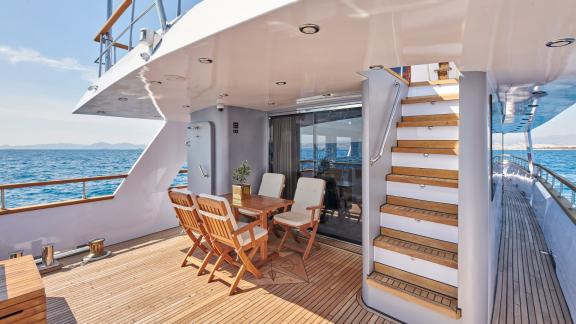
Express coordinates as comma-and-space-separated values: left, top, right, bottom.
0, 1, 574, 147
0, 1, 195, 146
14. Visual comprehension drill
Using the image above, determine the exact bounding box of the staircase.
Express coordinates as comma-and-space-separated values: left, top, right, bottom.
367, 79, 461, 319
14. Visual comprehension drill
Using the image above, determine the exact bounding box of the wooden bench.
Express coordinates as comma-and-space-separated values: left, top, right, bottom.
0, 255, 46, 323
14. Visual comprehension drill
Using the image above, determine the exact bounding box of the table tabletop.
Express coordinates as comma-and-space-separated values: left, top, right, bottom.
221, 193, 293, 214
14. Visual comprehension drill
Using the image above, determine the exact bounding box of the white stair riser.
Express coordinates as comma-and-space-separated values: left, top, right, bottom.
402, 100, 459, 117
387, 182, 458, 204
374, 247, 458, 286
380, 213, 458, 243
407, 84, 459, 97
392, 152, 458, 170
397, 126, 458, 141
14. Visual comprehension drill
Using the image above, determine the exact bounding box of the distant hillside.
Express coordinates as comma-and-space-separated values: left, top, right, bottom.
504, 134, 576, 150
0, 142, 146, 150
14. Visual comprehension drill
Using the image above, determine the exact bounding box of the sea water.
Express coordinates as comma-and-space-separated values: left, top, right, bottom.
0, 149, 573, 209
0, 150, 187, 208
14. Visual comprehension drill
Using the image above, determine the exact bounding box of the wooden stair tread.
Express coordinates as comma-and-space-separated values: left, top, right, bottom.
374, 263, 457, 298
386, 174, 458, 188
374, 234, 458, 268
392, 147, 458, 155
367, 269, 461, 319
397, 120, 459, 128
381, 204, 458, 226
402, 114, 459, 122
387, 196, 458, 215
401, 94, 459, 105
380, 227, 458, 253
391, 166, 458, 180
409, 79, 459, 87
397, 140, 458, 149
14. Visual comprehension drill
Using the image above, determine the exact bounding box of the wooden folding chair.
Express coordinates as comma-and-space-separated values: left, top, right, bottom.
273, 177, 326, 260
196, 194, 268, 295
168, 189, 233, 276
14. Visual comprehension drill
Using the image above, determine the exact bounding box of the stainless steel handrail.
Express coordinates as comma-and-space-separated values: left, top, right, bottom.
94, 0, 201, 77
369, 81, 402, 165
0, 169, 188, 211
501, 154, 576, 209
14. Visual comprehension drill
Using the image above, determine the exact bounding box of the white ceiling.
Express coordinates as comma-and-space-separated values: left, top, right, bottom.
75, 0, 576, 132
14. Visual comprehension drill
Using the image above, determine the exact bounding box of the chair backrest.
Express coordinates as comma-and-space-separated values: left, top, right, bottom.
291, 177, 326, 221
258, 173, 285, 198
195, 194, 239, 246
168, 189, 203, 234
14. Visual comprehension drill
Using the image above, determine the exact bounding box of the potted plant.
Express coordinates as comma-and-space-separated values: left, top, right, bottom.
232, 160, 252, 200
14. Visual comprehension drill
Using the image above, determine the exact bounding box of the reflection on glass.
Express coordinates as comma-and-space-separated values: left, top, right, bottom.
270, 107, 362, 244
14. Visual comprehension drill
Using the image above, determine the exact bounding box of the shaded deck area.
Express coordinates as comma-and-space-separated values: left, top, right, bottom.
491, 184, 573, 324
43, 228, 395, 323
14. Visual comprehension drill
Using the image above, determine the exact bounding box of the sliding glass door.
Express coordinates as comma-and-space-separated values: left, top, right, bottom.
269, 107, 362, 244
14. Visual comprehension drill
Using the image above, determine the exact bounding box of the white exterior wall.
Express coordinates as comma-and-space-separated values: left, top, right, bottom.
458, 71, 492, 324
0, 121, 187, 258
527, 180, 576, 320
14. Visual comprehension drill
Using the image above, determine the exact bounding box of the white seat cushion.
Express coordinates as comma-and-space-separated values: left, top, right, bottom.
237, 208, 260, 217
273, 211, 311, 227
236, 221, 268, 246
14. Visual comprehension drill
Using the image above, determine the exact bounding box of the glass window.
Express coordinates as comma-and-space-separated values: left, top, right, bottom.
269, 107, 362, 244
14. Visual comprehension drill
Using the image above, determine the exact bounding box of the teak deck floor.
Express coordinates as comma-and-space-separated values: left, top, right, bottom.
43, 228, 394, 324
491, 184, 573, 324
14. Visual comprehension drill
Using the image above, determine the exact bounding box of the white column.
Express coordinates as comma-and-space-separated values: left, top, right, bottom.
458, 72, 491, 324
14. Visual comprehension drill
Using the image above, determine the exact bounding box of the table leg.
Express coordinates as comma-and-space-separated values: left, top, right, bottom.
260, 238, 268, 263
259, 211, 268, 230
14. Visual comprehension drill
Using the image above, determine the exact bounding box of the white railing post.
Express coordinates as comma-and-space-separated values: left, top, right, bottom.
155, 0, 168, 32
82, 181, 87, 199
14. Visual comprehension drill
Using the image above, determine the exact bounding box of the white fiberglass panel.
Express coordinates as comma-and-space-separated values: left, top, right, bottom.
392, 153, 459, 170
402, 100, 459, 117
397, 126, 458, 141
374, 247, 458, 286
386, 182, 458, 204
407, 84, 460, 97
380, 213, 458, 243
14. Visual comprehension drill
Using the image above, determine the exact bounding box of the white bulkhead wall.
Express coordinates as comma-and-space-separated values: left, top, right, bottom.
458, 71, 495, 324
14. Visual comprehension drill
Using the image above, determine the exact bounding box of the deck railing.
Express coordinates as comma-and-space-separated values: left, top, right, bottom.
0, 169, 187, 215
501, 154, 576, 211
94, 0, 201, 77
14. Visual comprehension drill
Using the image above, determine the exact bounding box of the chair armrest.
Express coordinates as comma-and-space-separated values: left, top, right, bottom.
306, 205, 324, 211
233, 220, 263, 245
306, 205, 324, 223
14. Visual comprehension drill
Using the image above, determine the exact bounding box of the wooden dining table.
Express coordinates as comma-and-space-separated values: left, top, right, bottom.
220, 193, 293, 265
220, 193, 293, 230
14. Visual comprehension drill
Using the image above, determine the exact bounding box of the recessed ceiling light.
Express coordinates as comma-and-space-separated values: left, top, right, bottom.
219, 93, 229, 98
118, 97, 128, 101
198, 57, 213, 64
165, 75, 186, 81
299, 24, 320, 35
149, 81, 162, 85
96, 110, 107, 114
528, 104, 538, 107
546, 37, 575, 48
369, 65, 384, 70
87, 85, 98, 91
182, 105, 191, 108
275, 81, 287, 85
268, 102, 276, 106
322, 93, 334, 97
